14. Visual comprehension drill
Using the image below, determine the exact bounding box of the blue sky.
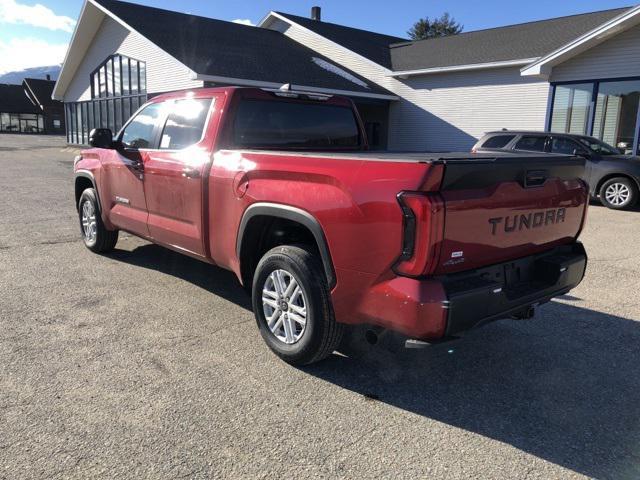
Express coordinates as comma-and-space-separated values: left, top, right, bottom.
0, 0, 635, 73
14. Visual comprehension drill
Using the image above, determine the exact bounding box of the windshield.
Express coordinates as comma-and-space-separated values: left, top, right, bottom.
577, 137, 621, 156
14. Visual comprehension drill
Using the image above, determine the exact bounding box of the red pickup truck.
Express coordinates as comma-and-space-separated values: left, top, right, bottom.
74, 87, 588, 365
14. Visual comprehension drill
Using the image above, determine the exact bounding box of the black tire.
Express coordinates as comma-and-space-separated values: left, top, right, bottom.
599, 177, 638, 210
252, 245, 343, 365
78, 188, 118, 253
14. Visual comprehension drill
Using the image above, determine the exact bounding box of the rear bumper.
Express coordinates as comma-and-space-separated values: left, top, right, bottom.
441, 242, 587, 336
356, 242, 587, 339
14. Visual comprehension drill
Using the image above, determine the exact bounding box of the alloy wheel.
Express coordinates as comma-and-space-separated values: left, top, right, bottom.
605, 182, 631, 206
262, 269, 307, 344
81, 199, 97, 243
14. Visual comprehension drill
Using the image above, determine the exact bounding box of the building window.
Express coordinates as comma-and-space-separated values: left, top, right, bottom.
550, 83, 593, 135
90, 54, 146, 100
549, 78, 640, 155
593, 80, 640, 153
0, 112, 44, 133
65, 54, 148, 144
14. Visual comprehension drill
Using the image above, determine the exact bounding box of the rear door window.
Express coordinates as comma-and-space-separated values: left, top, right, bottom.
159, 98, 212, 150
514, 135, 548, 152
232, 99, 360, 149
481, 135, 515, 149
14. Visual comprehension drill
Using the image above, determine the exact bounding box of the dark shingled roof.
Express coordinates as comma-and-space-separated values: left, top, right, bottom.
93, 0, 393, 97
275, 12, 407, 69
0, 84, 40, 114
275, 7, 630, 72
390, 7, 631, 71
22, 78, 57, 107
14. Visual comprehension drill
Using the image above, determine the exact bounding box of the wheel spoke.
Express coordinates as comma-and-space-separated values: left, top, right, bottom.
262, 297, 278, 310
284, 277, 298, 298
289, 311, 306, 326
289, 285, 302, 303
270, 313, 284, 332
273, 271, 285, 295
262, 289, 278, 300
289, 303, 306, 317
282, 315, 295, 343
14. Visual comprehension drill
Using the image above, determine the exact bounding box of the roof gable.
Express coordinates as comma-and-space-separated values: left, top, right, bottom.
22, 78, 58, 108
522, 4, 640, 77
263, 7, 634, 77
271, 12, 406, 69
55, 0, 394, 100
390, 8, 629, 73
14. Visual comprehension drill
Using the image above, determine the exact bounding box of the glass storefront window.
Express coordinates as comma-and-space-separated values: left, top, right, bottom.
106, 59, 113, 97
0, 113, 43, 133
131, 61, 139, 95
99, 67, 106, 98
63, 94, 147, 144
122, 58, 130, 96
139, 63, 146, 92
114, 57, 121, 97
550, 79, 640, 156
593, 80, 640, 154
550, 83, 593, 135
1, 112, 9, 131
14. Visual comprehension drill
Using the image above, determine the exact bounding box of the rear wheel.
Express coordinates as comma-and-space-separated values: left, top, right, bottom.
252, 245, 342, 365
599, 177, 638, 210
78, 188, 118, 253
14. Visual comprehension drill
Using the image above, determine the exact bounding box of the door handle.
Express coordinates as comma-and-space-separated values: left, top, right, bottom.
182, 167, 200, 178
524, 170, 547, 188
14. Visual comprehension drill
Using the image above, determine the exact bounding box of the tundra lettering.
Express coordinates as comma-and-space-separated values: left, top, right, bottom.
73, 87, 588, 365
489, 208, 567, 235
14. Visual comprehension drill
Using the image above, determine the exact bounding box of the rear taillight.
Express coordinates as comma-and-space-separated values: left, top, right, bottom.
394, 192, 445, 277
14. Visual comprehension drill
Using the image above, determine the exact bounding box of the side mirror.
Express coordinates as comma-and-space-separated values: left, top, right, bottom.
88, 128, 113, 149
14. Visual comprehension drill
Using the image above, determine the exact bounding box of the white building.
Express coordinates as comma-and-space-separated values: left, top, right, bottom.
55, 0, 640, 154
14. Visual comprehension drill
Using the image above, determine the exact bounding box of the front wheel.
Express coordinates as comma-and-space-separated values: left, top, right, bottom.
599, 177, 638, 210
78, 188, 118, 253
252, 245, 343, 365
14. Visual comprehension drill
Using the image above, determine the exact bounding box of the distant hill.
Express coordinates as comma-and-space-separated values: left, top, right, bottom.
0, 65, 61, 85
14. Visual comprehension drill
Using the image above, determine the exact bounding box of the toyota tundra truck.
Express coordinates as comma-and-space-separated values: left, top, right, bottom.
73, 87, 588, 365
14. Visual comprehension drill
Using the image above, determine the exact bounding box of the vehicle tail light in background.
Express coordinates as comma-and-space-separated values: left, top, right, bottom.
394, 192, 445, 277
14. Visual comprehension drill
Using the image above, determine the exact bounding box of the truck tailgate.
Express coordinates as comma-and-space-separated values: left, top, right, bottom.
434, 155, 588, 275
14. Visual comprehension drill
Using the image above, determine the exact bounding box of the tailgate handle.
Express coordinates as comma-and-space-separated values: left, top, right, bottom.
525, 170, 547, 188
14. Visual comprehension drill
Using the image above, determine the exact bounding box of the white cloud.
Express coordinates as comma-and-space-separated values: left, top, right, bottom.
232, 18, 254, 26
0, 0, 76, 33
0, 37, 67, 74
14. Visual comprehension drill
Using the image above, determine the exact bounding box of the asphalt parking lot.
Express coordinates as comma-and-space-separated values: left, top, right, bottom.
1, 134, 639, 479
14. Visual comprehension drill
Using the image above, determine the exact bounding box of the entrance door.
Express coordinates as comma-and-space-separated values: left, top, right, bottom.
142, 96, 215, 257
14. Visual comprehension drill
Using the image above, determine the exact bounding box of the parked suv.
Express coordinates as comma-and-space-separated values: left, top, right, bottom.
473, 131, 640, 210
74, 88, 588, 364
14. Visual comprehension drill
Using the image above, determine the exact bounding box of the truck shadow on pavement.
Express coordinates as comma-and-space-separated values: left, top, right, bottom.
106, 244, 252, 311
306, 300, 640, 480
108, 243, 639, 479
